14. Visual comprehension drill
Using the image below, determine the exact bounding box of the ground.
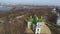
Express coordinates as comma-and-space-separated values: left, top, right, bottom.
40, 23, 51, 34
25, 22, 51, 34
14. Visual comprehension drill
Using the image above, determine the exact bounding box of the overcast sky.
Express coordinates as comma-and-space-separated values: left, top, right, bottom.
0, 0, 60, 6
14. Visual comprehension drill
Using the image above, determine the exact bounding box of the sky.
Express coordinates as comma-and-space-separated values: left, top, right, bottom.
0, 0, 60, 6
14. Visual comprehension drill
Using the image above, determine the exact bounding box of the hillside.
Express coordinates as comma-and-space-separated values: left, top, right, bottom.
0, 6, 55, 34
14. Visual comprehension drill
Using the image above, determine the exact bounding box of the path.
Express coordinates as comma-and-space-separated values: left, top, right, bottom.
40, 22, 52, 34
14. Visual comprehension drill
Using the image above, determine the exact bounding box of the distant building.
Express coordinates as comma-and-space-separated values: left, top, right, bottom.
51, 8, 56, 14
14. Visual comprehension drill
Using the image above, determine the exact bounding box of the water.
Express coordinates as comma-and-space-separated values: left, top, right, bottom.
0, 6, 33, 11
0, 6, 13, 11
